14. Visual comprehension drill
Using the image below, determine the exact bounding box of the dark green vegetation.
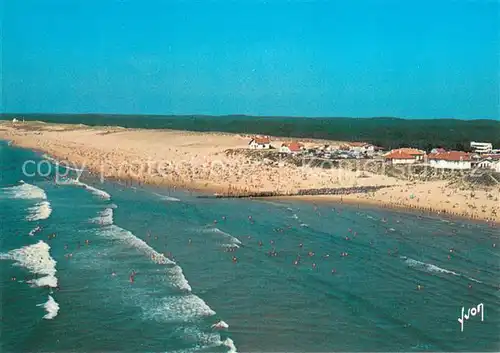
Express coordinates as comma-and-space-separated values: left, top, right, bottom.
2, 114, 499, 151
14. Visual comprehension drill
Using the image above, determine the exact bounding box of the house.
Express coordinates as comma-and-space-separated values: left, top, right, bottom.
248, 136, 271, 149
340, 142, 380, 155
280, 141, 304, 154
470, 141, 493, 154
475, 155, 500, 172
389, 148, 426, 161
384, 150, 417, 164
428, 151, 472, 170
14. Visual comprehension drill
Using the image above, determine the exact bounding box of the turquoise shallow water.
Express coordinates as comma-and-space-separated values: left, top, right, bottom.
1, 140, 499, 352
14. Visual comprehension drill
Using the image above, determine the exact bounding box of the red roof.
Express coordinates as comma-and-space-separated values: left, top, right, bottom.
250, 136, 270, 145
428, 151, 471, 161
282, 141, 303, 152
385, 151, 415, 160
348, 142, 369, 147
392, 148, 426, 156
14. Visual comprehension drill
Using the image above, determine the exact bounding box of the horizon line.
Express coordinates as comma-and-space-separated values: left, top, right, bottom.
1, 112, 498, 122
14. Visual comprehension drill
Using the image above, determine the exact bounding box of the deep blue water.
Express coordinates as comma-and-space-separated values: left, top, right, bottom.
1, 140, 499, 352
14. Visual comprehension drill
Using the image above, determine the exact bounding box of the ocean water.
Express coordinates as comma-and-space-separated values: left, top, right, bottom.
1, 140, 499, 352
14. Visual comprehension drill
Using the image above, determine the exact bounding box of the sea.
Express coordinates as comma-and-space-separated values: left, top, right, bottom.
1, 139, 499, 352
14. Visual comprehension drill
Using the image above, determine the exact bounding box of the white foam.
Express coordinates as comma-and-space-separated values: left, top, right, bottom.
58, 178, 111, 200
402, 257, 459, 276
3, 181, 47, 200
29, 226, 42, 236
212, 320, 229, 329
99, 225, 175, 265
92, 207, 114, 226
204, 227, 242, 245
27, 201, 52, 221
223, 338, 238, 353
146, 295, 216, 322
173, 327, 225, 351
221, 243, 240, 249
37, 295, 59, 319
153, 192, 180, 202
1, 241, 58, 288
166, 265, 192, 292
402, 256, 482, 283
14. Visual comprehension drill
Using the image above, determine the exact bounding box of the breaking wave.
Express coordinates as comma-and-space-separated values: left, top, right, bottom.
27, 201, 52, 221
202, 227, 242, 246
2, 181, 47, 200
402, 256, 482, 283
58, 178, 111, 200
37, 295, 60, 319
0, 240, 58, 288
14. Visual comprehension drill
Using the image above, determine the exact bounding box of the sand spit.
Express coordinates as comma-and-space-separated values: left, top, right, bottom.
1, 121, 498, 223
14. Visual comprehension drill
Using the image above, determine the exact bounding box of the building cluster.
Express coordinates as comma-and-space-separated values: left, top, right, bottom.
384, 142, 500, 172
248, 136, 382, 158
248, 136, 499, 171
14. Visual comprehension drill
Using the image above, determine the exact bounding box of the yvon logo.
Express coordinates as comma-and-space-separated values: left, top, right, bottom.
458, 303, 484, 332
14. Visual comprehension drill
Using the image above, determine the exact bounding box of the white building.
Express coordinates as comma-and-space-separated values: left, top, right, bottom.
341, 142, 379, 155
12, 118, 18, 123
248, 136, 271, 149
476, 155, 500, 172
470, 141, 493, 154
428, 151, 472, 170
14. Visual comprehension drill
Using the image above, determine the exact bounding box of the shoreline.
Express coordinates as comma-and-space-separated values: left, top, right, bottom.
1, 121, 498, 224
270, 194, 499, 226
16, 143, 500, 226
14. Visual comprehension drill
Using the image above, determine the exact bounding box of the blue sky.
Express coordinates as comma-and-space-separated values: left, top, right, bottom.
2, 0, 499, 119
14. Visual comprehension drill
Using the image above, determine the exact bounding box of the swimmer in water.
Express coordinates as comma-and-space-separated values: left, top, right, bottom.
299, 243, 303, 248
258, 240, 263, 247
188, 238, 192, 245
312, 263, 317, 269
331, 269, 336, 274
232, 256, 237, 263
111, 272, 116, 276
417, 284, 423, 290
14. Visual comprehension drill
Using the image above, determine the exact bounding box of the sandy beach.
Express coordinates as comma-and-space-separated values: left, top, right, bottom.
1, 121, 498, 223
